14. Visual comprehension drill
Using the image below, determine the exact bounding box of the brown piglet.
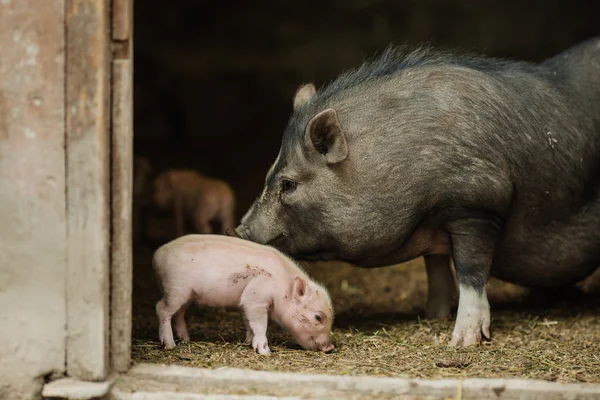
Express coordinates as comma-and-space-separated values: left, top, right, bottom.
152, 169, 235, 237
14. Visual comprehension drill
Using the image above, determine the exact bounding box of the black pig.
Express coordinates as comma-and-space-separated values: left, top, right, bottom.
234, 38, 600, 347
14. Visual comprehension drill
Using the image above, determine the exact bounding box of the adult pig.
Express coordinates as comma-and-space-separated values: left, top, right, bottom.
154, 234, 335, 354
234, 38, 600, 347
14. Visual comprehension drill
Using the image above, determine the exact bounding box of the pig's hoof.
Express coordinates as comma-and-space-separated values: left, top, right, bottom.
159, 334, 177, 349
163, 342, 176, 350
447, 314, 491, 347
447, 287, 491, 347
448, 331, 481, 347
252, 337, 271, 355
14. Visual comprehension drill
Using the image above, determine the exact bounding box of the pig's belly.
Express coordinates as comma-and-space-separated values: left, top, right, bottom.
188, 274, 248, 308
490, 256, 599, 288
491, 225, 600, 288
193, 285, 244, 308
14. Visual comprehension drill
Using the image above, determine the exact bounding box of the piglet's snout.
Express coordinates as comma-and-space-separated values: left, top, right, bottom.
319, 341, 335, 353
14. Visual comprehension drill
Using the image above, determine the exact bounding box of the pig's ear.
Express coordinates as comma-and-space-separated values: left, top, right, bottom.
305, 109, 348, 165
293, 276, 311, 302
293, 83, 316, 110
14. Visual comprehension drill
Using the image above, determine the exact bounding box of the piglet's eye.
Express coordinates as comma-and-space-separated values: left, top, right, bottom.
281, 179, 297, 194
315, 314, 322, 322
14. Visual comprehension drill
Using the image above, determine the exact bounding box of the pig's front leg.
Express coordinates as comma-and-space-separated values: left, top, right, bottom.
424, 254, 456, 319
447, 218, 496, 347
242, 305, 271, 355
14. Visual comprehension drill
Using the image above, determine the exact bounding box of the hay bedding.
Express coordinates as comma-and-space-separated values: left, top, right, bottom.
132, 245, 600, 383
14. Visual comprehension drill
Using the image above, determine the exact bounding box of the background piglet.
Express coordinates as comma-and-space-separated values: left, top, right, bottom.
153, 234, 335, 354
152, 169, 235, 237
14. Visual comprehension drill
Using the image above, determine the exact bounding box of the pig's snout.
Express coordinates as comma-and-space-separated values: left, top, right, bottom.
313, 335, 334, 353
225, 227, 238, 238
320, 342, 335, 353
233, 224, 250, 240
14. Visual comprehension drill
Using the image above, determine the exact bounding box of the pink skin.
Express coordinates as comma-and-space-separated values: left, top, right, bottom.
153, 234, 335, 355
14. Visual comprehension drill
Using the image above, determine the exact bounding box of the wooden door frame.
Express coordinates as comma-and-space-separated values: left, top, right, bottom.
64, 0, 133, 381
110, 0, 134, 375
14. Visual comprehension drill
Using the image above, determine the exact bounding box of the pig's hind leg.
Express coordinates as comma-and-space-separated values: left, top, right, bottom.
173, 305, 190, 342
156, 292, 190, 349
424, 254, 456, 319
194, 201, 217, 234
218, 204, 236, 235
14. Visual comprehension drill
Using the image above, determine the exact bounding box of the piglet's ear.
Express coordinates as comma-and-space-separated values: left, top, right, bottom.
305, 109, 348, 165
293, 276, 310, 302
293, 83, 316, 110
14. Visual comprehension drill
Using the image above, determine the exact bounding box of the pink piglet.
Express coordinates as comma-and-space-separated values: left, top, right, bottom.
153, 234, 335, 354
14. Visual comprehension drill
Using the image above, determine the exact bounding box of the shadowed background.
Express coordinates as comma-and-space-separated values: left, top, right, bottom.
134, 0, 600, 221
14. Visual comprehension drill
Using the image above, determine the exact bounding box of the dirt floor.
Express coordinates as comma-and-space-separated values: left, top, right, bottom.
132, 241, 600, 384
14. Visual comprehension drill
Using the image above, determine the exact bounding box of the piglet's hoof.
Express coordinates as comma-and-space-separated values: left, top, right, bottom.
162, 341, 176, 350
252, 337, 271, 355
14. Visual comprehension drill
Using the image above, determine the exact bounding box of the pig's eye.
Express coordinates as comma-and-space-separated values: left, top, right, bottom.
280, 179, 297, 194
315, 314, 322, 323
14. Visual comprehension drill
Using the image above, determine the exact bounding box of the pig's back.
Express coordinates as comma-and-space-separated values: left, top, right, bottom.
540, 37, 600, 109
481, 41, 600, 286
153, 235, 295, 307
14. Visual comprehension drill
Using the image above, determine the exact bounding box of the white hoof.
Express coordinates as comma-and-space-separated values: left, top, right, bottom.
252, 336, 271, 355
448, 285, 490, 347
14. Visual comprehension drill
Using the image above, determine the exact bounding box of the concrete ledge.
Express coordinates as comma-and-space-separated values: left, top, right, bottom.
111, 389, 301, 400
42, 377, 114, 399
115, 363, 600, 400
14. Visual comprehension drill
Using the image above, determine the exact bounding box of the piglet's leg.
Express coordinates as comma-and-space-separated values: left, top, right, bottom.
194, 205, 214, 234
173, 306, 190, 342
219, 207, 235, 235
195, 219, 212, 234
243, 306, 271, 355
156, 290, 191, 349
242, 314, 254, 344
156, 299, 177, 349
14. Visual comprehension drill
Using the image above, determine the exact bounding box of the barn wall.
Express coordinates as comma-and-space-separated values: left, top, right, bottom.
0, 0, 67, 399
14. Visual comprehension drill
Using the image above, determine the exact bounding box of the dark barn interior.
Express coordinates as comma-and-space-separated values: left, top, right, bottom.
132, 0, 600, 382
